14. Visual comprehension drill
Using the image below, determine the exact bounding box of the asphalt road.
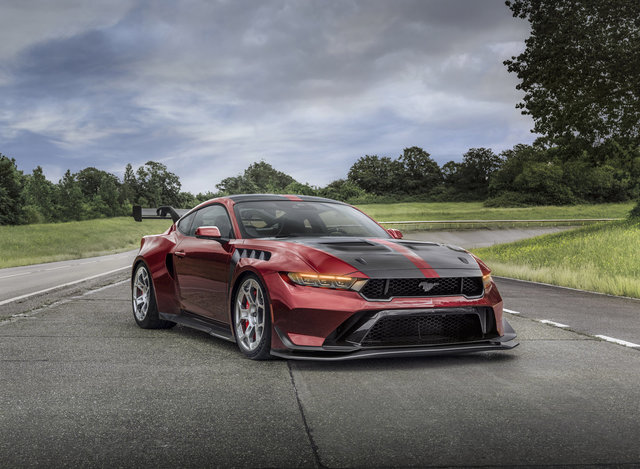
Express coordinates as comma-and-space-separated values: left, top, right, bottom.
0, 250, 137, 306
0, 277, 638, 468
0, 227, 571, 308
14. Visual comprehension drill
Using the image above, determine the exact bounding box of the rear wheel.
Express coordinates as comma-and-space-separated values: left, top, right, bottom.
132, 263, 175, 329
233, 275, 272, 360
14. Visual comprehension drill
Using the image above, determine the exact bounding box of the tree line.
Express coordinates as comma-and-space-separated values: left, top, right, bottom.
2, 137, 639, 225
0, 158, 208, 225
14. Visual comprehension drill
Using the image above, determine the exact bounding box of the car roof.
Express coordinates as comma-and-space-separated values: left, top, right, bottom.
227, 194, 345, 204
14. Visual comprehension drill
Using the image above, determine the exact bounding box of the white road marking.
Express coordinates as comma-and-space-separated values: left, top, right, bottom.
77, 279, 129, 297
498, 306, 638, 351
539, 319, 570, 328
0, 266, 129, 306
595, 335, 640, 348
44, 265, 71, 271
0, 271, 32, 279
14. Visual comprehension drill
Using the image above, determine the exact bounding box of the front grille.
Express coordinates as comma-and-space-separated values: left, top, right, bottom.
360, 277, 483, 300
361, 313, 483, 346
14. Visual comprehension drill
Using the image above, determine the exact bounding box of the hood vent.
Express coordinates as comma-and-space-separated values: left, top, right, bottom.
319, 241, 388, 252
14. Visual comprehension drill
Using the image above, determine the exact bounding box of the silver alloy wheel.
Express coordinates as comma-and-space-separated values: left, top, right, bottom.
133, 265, 151, 321
234, 278, 266, 352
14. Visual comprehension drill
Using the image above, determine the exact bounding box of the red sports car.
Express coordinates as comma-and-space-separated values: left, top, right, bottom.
131, 194, 517, 360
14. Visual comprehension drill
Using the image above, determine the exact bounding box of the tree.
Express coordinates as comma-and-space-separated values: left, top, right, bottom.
136, 161, 182, 207
504, 0, 640, 147
121, 163, 138, 203
456, 148, 503, 199
76, 167, 122, 217
24, 166, 56, 222
347, 155, 400, 195
320, 179, 365, 202
442, 161, 462, 188
216, 161, 296, 195
395, 147, 443, 195
57, 170, 84, 221
0, 154, 26, 225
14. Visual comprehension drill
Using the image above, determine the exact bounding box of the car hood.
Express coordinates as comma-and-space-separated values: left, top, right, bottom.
279, 237, 482, 279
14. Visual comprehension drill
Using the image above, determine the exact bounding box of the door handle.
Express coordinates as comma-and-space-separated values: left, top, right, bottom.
175, 251, 186, 258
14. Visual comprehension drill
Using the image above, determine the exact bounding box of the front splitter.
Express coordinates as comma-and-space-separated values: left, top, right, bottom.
270, 339, 519, 361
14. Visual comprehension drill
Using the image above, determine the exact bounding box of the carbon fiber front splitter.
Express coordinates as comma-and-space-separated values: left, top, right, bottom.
271, 319, 519, 361
270, 339, 518, 361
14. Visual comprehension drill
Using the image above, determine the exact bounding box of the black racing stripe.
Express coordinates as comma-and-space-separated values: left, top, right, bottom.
279, 238, 482, 278
284, 238, 424, 278
396, 241, 482, 276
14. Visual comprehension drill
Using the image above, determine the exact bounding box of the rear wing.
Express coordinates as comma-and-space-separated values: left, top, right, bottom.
132, 205, 190, 223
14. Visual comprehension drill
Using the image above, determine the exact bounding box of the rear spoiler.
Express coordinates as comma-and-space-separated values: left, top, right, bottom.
132, 205, 190, 223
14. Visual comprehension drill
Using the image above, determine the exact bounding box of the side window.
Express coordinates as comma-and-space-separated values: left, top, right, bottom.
177, 212, 196, 235
189, 204, 235, 238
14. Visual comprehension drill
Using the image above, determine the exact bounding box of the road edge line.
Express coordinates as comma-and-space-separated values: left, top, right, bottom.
0, 266, 130, 306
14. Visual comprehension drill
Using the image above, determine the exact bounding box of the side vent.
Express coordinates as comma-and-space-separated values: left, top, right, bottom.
236, 249, 271, 261
165, 253, 175, 278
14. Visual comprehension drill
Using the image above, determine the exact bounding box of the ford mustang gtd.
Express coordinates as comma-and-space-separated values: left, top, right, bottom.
131, 194, 517, 360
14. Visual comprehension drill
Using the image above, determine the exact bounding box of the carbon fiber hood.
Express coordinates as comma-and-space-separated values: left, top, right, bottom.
284, 237, 482, 278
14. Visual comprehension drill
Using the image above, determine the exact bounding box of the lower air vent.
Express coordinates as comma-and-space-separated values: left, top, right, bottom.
361, 313, 483, 346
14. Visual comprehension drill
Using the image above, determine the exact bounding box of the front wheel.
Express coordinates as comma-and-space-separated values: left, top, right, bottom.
233, 275, 272, 360
132, 263, 175, 329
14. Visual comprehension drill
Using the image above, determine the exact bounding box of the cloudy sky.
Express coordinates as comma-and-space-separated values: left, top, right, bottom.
0, 0, 534, 194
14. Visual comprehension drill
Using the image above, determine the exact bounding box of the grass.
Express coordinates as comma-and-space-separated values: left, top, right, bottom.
357, 202, 633, 230
473, 220, 640, 298
0, 217, 172, 268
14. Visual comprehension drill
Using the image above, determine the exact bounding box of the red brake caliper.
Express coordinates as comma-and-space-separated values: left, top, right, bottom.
242, 295, 249, 331
251, 289, 257, 339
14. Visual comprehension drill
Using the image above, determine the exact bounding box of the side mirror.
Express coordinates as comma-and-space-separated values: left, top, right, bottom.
387, 228, 403, 239
195, 226, 221, 239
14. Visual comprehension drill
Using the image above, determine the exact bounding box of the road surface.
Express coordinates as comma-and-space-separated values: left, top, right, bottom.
0, 278, 638, 467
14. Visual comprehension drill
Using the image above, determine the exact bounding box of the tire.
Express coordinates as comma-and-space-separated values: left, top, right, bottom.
132, 263, 175, 329
233, 274, 272, 360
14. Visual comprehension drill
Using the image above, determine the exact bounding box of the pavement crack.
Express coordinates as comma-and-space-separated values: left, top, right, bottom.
287, 361, 325, 469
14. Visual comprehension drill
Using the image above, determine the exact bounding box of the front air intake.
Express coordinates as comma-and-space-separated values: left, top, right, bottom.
360, 277, 483, 300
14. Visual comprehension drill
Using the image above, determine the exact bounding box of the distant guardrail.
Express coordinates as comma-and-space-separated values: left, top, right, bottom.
377, 218, 623, 230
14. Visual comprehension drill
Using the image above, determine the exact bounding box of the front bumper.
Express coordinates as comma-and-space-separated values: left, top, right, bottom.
266, 271, 517, 361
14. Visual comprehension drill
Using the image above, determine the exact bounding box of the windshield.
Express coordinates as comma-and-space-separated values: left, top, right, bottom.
233, 201, 390, 239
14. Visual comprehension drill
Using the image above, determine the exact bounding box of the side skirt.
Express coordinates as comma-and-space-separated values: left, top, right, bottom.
159, 311, 235, 343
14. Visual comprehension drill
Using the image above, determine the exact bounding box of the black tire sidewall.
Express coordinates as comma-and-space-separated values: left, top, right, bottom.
132, 263, 161, 329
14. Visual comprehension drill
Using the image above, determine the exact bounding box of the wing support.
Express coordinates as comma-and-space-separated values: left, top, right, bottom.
132, 205, 189, 223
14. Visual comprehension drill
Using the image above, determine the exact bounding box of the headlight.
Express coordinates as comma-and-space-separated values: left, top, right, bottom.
287, 272, 368, 291
483, 273, 492, 291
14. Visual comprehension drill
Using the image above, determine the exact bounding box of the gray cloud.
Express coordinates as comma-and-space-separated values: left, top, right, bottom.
0, 0, 534, 193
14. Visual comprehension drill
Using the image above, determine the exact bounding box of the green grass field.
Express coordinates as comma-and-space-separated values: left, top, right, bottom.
0, 217, 172, 268
358, 202, 633, 230
474, 220, 640, 298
